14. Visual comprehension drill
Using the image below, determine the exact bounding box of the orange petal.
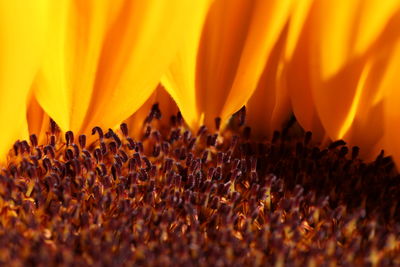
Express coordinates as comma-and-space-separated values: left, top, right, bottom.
286, 3, 325, 140
246, 26, 290, 138
163, 0, 293, 130
289, 0, 400, 146
27, 93, 51, 146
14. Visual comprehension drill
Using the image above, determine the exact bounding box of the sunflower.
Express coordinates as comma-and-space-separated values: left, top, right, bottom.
1, 0, 400, 265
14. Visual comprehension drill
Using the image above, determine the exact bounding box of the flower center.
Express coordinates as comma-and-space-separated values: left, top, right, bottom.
0, 105, 399, 265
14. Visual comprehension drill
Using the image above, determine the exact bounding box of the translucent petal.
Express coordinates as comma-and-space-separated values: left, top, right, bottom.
311, 4, 400, 141
0, 1, 48, 160
286, 6, 325, 140
218, 0, 292, 124
310, 0, 399, 80
284, 0, 314, 61
290, 0, 400, 144
246, 27, 291, 138
340, 56, 389, 159
245, 0, 313, 138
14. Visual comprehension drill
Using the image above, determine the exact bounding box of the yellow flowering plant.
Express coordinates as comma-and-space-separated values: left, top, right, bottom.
0, 0, 400, 265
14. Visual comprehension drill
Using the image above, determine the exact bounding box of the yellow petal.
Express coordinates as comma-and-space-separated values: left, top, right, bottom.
0, 1, 48, 160
35, 0, 209, 134
163, 0, 292, 130
35, 0, 122, 132
161, 0, 211, 129
286, 6, 325, 139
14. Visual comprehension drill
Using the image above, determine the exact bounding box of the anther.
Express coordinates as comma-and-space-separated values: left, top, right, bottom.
237, 106, 246, 126
215, 117, 221, 131
13, 141, 20, 156
152, 131, 161, 143
176, 112, 183, 125
201, 151, 208, 163
82, 149, 91, 158
21, 141, 31, 154
108, 142, 117, 154
134, 153, 142, 167
35, 148, 42, 159
339, 146, 349, 158
147, 103, 162, 123
153, 145, 161, 157
114, 155, 122, 167
139, 169, 149, 181
162, 142, 170, 154
188, 138, 196, 151
143, 157, 152, 169
329, 140, 346, 150
118, 150, 128, 163
304, 131, 312, 145
44, 145, 55, 158
111, 134, 121, 148
78, 135, 86, 149
100, 142, 107, 155
92, 126, 104, 140
126, 137, 136, 150
164, 159, 173, 173
30, 134, 38, 147
94, 148, 102, 163
352, 146, 360, 160
128, 158, 137, 173
50, 119, 58, 134
42, 158, 52, 172
72, 144, 80, 158
136, 142, 144, 153
65, 131, 74, 146
120, 123, 129, 137
65, 149, 74, 161
144, 126, 151, 139
50, 136, 56, 147
103, 128, 114, 139
197, 125, 207, 136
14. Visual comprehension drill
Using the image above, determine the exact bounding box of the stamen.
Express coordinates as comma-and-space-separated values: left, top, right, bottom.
65, 131, 74, 146
0, 106, 398, 266
78, 134, 86, 149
